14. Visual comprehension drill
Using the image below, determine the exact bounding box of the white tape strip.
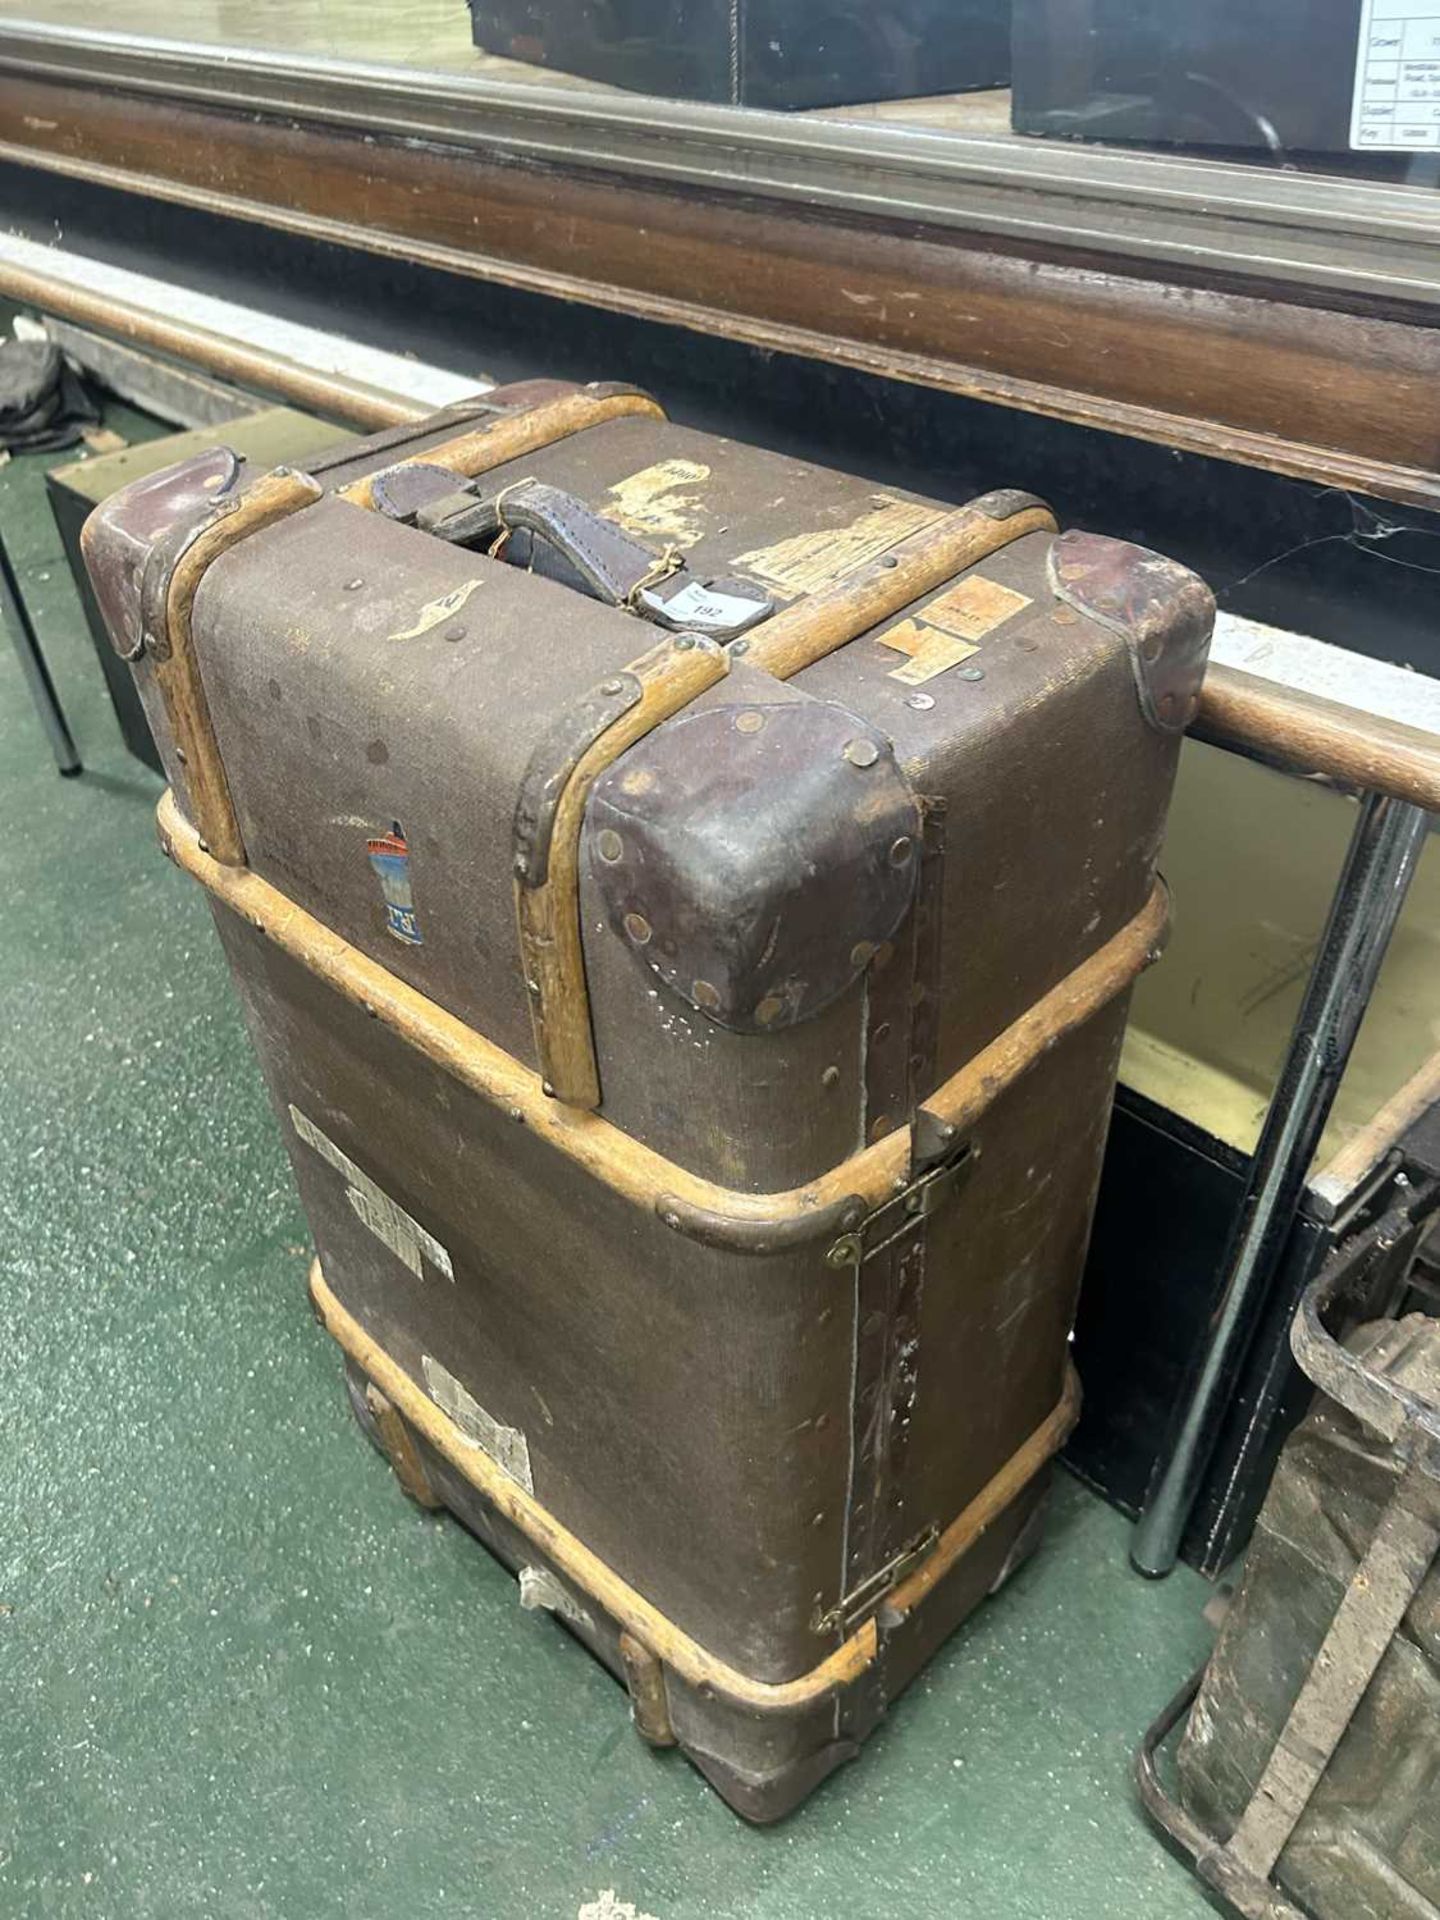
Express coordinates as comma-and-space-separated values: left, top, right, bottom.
290, 1105, 454, 1282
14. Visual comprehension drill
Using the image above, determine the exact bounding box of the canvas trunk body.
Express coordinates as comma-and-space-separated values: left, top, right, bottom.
84, 378, 1213, 1820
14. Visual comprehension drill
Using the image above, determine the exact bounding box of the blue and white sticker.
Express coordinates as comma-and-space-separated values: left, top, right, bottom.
367, 821, 423, 946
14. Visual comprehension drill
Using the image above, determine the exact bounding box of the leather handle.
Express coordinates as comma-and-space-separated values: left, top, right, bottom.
468, 477, 674, 606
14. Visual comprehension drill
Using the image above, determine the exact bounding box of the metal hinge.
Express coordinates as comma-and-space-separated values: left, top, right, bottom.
811, 1524, 940, 1636
825, 1140, 977, 1270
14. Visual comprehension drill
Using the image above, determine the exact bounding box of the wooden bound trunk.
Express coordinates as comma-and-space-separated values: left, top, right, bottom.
83, 377, 1212, 1819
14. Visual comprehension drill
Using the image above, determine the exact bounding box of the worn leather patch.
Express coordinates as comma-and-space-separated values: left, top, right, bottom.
587, 696, 922, 1032
1049, 530, 1215, 734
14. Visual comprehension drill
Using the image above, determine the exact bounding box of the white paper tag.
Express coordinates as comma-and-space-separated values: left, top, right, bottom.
289, 1106, 454, 1282
1352, 0, 1440, 149
640, 578, 769, 633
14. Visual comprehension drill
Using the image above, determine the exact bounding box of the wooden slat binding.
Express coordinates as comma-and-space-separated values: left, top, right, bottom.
741, 496, 1057, 680
515, 635, 731, 1108
156, 466, 322, 866
338, 384, 665, 508
157, 789, 1166, 1249
618, 1633, 677, 1747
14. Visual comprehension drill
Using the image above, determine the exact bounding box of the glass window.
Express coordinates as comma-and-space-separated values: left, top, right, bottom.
5, 1, 1436, 188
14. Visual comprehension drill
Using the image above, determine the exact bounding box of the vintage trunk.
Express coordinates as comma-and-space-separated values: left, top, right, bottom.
83, 377, 1212, 1820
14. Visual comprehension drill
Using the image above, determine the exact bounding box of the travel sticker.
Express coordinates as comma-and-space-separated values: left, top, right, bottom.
367, 820, 423, 946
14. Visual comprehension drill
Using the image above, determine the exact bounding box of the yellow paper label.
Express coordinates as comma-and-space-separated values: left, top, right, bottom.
732, 495, 943, 598
876, 574, 1032, 684
917, 575, 1032, 640
601, 459, 711, 546
880, 622, 981, 685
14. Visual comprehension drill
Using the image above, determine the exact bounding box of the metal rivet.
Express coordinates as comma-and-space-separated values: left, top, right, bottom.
344, 577, 364, 591
821, 1065, 841, 1088
197, 839, 210, 855
662, 1210, 682, 1230
873, 1021, 892, 1043
514, 853, 529, 877
541, 1080, 556, 1097
869, 1116, 892, 1143
624, 911, 652, 945
673, 634, 696, 651
906, 692, 935, 710
601, 678, 625, 695
880, 555, 899, 569
525, 977, 541, 996
734, 710, 765, 734
889, 835, 914, 867
444, 625, 466, 643
850, 940, 876, 968
826, 1236, 859, 1270
692, 979, 720, 1012
811, 1511, 827, 1527
509, 1106, 525, 1123
755, 994, 784, 1025
959, 667, 985, 682
596, 829, 624, 864
174, 748, 188, 765
730, 638, 750, 656
843, 738, 880, 768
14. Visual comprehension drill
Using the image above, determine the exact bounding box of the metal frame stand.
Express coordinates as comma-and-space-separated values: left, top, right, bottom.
1132, 791, 1431, 1578
0, 521, 80, 775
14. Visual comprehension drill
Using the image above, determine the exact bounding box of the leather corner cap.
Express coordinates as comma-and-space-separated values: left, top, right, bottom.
587, 700, 922, 1033
1048, 529, 1215, 735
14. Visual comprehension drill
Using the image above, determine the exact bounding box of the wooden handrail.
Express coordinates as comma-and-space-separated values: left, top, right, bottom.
1195, 663, 1440, 815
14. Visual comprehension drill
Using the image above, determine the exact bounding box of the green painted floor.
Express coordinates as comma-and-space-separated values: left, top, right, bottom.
0, 416, 1218, 1919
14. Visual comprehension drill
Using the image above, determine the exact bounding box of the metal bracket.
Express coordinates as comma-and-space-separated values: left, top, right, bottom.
825, 1140, 977, 1270
811, 1524, 940, 1636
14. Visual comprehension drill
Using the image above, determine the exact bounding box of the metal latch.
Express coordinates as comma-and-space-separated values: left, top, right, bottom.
825, 1140, 977, 1270
811, 1524, 940, 1635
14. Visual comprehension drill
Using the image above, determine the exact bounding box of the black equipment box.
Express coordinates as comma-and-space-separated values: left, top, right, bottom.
469, 0, 1011, 109
1011, 0, 1440, 160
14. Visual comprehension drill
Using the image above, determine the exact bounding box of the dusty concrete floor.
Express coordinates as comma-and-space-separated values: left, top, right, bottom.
0, 416, 1217, 1918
